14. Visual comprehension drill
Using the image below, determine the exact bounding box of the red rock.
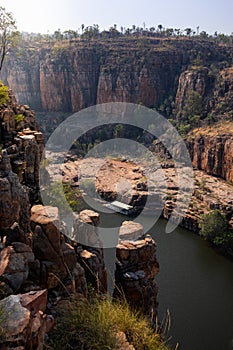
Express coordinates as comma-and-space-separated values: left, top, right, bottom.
0, 290, 52, 349
20, 289, 47, 313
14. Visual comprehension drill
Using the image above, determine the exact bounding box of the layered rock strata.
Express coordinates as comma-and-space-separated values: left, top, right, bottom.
0, 90, 44, 197
115, 221, 159, 318
1, 39, 233, 124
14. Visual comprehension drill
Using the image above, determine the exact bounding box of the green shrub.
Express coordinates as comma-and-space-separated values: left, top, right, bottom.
0, 82, 9, 105
43, 181, 83, 212
46, 295, 170, 350
213, 232, 233, 247
199, 210, 228, 241
14, 113, 25, 123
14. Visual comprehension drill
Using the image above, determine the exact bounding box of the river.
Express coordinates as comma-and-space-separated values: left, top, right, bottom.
100, 213, 233, 350
153, 219, 233, 350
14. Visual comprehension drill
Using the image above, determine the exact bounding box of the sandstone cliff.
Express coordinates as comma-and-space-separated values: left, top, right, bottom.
0, 89, 44, 196
186, 121, 233, 183
1, 38, 232, 120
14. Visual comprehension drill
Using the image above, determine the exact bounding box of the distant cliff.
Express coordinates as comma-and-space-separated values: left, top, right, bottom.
186, 121, 233, 183
1, 37, 233, 121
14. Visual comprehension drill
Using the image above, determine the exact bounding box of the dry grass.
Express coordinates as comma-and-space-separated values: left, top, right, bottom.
188, 120, 233, 138
46, 295, 171, 350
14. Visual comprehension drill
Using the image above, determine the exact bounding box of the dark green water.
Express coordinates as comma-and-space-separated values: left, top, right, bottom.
152, 219, 233, 350
100, 213, 233, 350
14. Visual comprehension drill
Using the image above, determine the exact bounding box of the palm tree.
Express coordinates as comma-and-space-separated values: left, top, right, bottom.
158, 24, 163, 33
185, 28, 192, 37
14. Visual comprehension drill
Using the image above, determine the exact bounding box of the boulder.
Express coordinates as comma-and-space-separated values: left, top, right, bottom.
0, 290, 53, 349
73, 210, 101, 247
119, 221, 144, 241
0, 244, 34, 291
30, 205, 78, 290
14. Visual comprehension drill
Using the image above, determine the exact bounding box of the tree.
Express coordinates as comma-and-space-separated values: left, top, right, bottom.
53, 28, 63, 41
158, 24, 163, 33
165, 28, 174, 37
0, 6, 17, 72
174, 28, 181, 36
114, 124, 124, 138
185, 28, 192, 37
199, 31, 208, 39
184, 90, 202, 118
63, 30, 78, 40
199, 210, 228, 242
149, 27, 155, 34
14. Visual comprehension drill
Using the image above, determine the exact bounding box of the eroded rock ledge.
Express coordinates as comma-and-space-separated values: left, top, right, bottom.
61, 157, 233, 234
0, 90, 44, 199
115, 221, 159, 317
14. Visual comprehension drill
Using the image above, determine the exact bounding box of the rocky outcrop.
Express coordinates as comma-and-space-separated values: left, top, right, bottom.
0, 290, 54, 350
61, 156, 233, 234
2, 38, 232, 116
95, 159, 147, 209
186, 127, 233, 183
30, 205, 80, 290
210, 67, 233, 115
175, 66, 213, 119
0, 151, 31, 239
0, 90, 44, 197
73, 209, 107, 292
0, 87, 163, 347
0, 243, 34, 292
115, 221, 159, 318
175, 65, 233, 120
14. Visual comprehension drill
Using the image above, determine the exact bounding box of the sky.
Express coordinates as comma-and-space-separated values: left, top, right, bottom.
1, 0, 233, 35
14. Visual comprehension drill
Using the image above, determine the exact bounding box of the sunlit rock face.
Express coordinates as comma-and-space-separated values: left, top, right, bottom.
115, 220, 159, 319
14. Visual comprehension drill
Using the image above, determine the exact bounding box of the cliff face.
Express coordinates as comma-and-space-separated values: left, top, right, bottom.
0, 89, 44, 238
96, 48, 183, 107
39, 47, 101, 111
212, 67, 233, 115
175, 66, 213, 118
0, 90, 44, 196
2, 53, 42, 110
1, 38, 232, 117
175, 66, 233, 119
186, 122, 233, 182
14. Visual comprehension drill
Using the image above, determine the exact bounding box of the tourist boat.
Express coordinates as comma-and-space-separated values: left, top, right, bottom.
104, 200, 134, 215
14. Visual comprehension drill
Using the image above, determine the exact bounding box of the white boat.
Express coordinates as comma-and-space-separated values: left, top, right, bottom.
104, 200, 134, 215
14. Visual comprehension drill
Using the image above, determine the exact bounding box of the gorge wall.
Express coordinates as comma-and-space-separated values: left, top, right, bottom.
186, 129, 233, 183
1, 38, 233, 120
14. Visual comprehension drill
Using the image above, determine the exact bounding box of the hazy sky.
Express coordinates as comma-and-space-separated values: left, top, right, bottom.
1, 0, 233, 35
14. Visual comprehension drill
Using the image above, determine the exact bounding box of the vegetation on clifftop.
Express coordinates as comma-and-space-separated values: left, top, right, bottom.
46, 295, 171, 350
0, 81, 9, 105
